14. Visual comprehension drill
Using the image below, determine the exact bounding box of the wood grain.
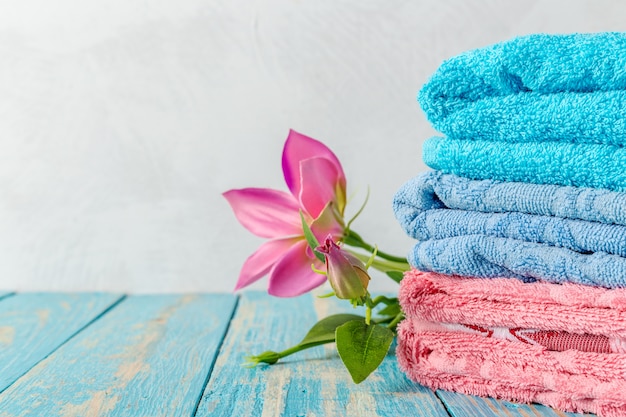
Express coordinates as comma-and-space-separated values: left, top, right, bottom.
0, 293, 122, 393
0, 294, 237, 417
196, 291, 450, 417
437, 390, 593, 417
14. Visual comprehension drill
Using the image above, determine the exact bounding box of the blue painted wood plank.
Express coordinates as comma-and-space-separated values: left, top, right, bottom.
438, 390, 594, 417
0, 294, 237, 417
0, 293, 122, 393
196, 291, 450, 417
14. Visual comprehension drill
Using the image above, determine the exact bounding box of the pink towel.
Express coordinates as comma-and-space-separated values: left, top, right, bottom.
397, 269, 626, 417
423, 322, 626, 353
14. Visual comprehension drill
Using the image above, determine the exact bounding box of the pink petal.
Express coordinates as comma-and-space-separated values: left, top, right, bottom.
235, 238, 300, 290
268, 240, 327, 297
282, 130, 345, 202
299, 156, 345, 219
310, 202, 344, 241
223, 188, 302, 238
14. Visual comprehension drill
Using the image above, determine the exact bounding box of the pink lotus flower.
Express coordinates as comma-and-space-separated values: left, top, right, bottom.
316, 236, 370, 300
223, 130, 347, 297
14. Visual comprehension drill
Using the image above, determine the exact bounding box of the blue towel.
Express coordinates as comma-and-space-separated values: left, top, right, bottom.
422, 137, 626, 192
393, 171, 626, 288
419, 32, 626, 145
395, 171, 626, 226
410, 236, 626, 289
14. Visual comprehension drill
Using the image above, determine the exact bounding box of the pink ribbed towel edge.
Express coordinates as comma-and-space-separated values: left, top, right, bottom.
397, 269, 626, 417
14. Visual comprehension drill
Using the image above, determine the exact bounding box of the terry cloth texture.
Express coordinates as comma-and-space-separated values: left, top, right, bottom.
394, 171, 626, 226
398, 327, 626, 417
422, 136, 626, 191
397, 269, 626, 417
393, 171, 626, 287
418, 32, 626, 145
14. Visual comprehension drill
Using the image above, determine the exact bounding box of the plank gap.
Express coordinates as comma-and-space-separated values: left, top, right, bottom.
435, 390, 455, 417
0, 294, 127, 396
0, 292, 16, 302
195, 292, 452, 417
191, 294, 241, 417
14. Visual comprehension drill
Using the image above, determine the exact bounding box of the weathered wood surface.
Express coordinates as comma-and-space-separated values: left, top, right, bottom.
0, 293, 122, 393
0, 292, 594, 416
437, 391, 587, 417
0, 294, 237, 416
196, 291, 450, 417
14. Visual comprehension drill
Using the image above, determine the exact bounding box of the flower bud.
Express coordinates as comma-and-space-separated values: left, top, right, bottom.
316, 236, 370, 299
245, 351, 281, 366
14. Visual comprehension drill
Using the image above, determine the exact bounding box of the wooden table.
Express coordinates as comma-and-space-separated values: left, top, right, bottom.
0, 291, 592, 416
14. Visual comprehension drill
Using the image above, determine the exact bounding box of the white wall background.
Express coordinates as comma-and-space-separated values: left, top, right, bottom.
1, 0, 625, 293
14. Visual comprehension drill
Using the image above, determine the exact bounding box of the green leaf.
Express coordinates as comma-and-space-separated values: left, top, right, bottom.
299, 314, 364, 347
385, 270, 404, 283
300, 210, 325, 263
377, 303, 401, 318
335, 320, 394, 383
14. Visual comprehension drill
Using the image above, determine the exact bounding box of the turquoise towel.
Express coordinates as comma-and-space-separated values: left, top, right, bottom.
393, 171, 626, 288
422, 137, 626, 191
419, 32, 626, 145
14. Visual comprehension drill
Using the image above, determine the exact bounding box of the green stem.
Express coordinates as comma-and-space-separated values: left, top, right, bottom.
387, 312, 405, 332
246, 340, 333, 366
343, 230, 408, 264
370, 295, 398, 307
369, 257, 410, 273
347, 250, 410, 272
278, 342, 325, 358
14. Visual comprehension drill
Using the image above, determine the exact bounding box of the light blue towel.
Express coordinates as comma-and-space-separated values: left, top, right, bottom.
419, 32, 626, 145
409, 236, 626, 288
395, 171, 626, 226
393, 171, 626, 288
422, 137, 626, 192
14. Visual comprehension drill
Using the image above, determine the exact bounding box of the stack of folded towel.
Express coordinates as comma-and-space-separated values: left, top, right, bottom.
393, 32, 626, 417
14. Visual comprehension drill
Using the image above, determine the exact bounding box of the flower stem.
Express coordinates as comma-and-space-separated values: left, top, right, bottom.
370, 295, 398, 307
387, 312, 405, 332
346, 249, 410, 273
246, 340, 333, 367
369, 257, 411, 273
343, 230, 408, 264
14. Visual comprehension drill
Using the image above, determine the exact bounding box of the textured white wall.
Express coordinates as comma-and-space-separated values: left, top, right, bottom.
1, 1, 625, 293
